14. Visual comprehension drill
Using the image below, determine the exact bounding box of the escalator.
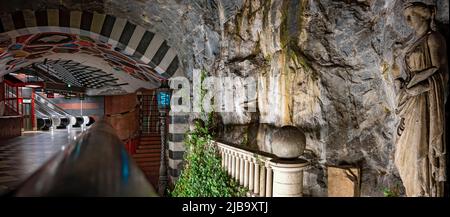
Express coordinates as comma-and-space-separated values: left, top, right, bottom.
34, 93, 95, 130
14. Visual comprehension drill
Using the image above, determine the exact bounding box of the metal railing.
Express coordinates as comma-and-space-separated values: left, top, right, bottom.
7, 119, 157, 197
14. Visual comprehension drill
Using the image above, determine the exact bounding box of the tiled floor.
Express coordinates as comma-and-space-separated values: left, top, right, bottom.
0, 129, 82, 195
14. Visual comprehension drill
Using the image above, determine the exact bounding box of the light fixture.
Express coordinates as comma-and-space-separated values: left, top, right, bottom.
156, 80, 171, 112
156, 80, 171, 196
25, 84, 42, 88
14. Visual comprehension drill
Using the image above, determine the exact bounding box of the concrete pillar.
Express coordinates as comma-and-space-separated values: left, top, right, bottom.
269, 159, 308, 197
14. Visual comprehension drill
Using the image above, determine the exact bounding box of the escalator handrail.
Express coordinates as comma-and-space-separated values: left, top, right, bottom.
34, 93, 71, 117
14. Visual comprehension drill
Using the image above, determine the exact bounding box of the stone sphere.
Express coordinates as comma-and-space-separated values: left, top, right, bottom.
271, 126, 306, 159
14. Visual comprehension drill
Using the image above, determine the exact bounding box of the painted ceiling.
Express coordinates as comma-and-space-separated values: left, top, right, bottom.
1, 9, 182, 95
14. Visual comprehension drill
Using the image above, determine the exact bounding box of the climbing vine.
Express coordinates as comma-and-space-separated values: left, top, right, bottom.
171, 70, 247, 197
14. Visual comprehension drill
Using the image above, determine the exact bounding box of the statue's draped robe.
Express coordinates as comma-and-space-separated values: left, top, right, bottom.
395, 31, 447, 197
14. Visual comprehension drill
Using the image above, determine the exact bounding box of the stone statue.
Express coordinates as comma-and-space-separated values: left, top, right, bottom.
394, 2, 448, 197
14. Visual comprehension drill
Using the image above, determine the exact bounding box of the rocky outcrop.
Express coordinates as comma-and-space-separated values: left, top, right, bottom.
211, 0, 449, 196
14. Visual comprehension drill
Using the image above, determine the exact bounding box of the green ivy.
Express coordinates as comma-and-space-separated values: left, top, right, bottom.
382, 183, 402, 197
170, 70, 247, 197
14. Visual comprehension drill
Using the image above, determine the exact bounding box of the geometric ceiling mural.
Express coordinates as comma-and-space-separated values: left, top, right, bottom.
31, 59, 130, 95
0, 9, 182, 95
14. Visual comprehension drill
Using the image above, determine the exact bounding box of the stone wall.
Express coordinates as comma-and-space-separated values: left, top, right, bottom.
205, 0, 449, 196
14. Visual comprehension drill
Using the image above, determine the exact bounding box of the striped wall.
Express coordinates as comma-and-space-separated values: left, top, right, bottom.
48, 95, 104, 120
167, 111, 189, 183
0, 9, 181, 78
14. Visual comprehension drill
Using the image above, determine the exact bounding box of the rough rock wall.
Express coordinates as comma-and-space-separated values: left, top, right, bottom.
212, 0, 449, 196
1, 0, 448, 196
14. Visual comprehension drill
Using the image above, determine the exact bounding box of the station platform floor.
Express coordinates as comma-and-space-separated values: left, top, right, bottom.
0, 129, 82, 195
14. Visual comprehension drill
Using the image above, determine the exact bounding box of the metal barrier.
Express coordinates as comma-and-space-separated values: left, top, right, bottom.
8, 119, 157, 197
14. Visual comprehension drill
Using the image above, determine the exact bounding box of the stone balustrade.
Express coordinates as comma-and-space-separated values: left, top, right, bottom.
215, 141, 309, 197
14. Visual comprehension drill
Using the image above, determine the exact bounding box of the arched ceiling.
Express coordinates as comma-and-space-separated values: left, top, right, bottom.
0, 7, 184, 95
0, 0, 246, 82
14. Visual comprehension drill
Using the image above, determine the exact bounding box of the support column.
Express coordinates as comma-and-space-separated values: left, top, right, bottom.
167, 111, 189, 185
269, 159, 309, 197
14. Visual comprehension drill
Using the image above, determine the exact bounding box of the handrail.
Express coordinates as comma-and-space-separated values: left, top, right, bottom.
34, 93, 71, 117
7, 119, 157, 197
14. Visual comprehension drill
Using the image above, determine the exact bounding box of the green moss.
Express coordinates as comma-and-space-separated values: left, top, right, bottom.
278, 0, 316, 79
240, 126, 249, 146
280, 0, 306, 49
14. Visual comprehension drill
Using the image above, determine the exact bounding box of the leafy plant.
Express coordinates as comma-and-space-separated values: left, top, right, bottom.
383, 188, 397, 197
382, 183, 402, 197
170, 70, 247, 197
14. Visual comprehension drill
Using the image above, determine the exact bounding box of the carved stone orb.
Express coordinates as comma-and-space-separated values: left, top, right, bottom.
271, 126, 306, 159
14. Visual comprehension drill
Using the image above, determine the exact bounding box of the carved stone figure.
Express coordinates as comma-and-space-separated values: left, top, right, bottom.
395, 2, 448, 197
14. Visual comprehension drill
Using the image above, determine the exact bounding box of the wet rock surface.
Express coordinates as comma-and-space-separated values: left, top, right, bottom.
213, 0, 448, 196
1, 0, 448, 196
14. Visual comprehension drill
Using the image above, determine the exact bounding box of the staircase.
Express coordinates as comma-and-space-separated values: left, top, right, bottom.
130, 92, 163, 188
133, 133, 161, 187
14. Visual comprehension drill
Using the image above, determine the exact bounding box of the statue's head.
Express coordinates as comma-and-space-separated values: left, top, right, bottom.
403, 2, 435, 33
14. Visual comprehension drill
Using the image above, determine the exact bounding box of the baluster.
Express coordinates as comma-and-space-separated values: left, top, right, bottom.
239, 156, 244, 185
221, 149, 225, 168
249, 159, 254, 193
231, 153, 236, 178
266, 166, 273, 197
259, 166, 266, 197
228, 151, 232, 175
235, 154, 240, 181
244, 157, 249, 188
223, 150, 228, 170
254, 162, 259, 195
